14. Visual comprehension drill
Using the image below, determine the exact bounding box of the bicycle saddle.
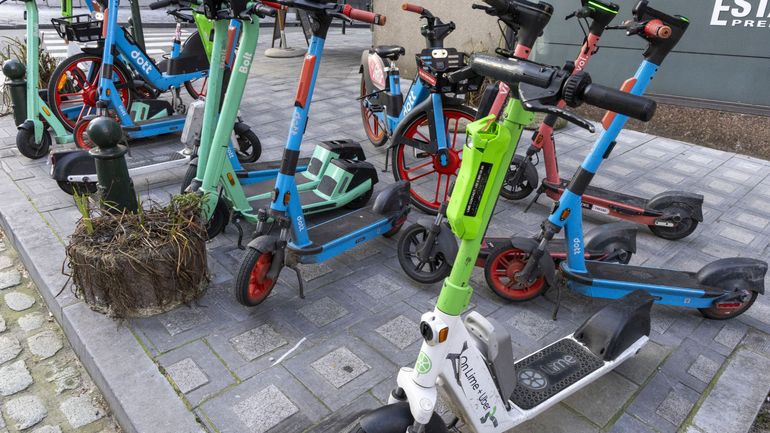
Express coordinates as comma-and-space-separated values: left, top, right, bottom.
373, 45, 405, 60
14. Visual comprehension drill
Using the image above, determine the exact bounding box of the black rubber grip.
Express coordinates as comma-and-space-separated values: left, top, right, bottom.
469, 54, 553, 89
581, 84, 657, 122
483, 0, 510, 13
149, 0, 172, 9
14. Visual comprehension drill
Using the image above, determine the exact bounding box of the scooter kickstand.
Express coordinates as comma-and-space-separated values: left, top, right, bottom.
524, 186, 544, 213
233, 218, 245, 250
288, 264, 306, 299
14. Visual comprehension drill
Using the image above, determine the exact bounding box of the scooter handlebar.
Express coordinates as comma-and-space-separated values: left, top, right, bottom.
149, 0, 172, 10
581, 83, 657, 122
342, 4, 386, 26
401, 3, 424, 14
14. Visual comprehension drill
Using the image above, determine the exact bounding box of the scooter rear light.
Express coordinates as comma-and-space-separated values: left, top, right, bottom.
716, 302, 742, 309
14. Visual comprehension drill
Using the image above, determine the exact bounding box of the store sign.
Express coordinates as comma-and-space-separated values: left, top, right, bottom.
711, 0, 770, 27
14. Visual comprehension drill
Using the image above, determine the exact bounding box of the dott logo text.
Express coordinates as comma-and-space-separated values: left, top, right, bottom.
711, 0, 770, 27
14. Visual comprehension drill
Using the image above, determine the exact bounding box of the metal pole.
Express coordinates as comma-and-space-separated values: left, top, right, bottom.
88, 116, 138, 213
129, 0, 146, 51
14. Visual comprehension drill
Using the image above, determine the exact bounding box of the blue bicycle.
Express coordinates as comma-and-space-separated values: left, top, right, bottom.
359, 3, 480, 214
47, 0, 211, 149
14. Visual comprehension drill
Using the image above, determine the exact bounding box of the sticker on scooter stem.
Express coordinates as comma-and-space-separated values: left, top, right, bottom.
464, 162, 492, 217
415, 352, 432, 374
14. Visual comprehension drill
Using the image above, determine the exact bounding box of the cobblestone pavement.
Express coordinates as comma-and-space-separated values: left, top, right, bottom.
0, 230, 120, 433
1, 27, 770, 433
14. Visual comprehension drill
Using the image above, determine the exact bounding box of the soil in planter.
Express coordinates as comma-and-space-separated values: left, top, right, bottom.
66, 195, 209, 318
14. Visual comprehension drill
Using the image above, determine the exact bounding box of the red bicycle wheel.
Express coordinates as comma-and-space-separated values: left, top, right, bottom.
48, 53, 132, 131
391, 105, 476, 215
484, 245, 547, 302
360, 77, 386, 147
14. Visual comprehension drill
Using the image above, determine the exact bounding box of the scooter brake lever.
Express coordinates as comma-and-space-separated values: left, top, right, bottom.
523, 101, 595, 133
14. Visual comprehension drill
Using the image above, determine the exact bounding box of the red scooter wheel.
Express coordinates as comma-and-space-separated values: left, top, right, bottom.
391, 105, 476, 215
484, 244, 548, 302
235, 248, 279, 307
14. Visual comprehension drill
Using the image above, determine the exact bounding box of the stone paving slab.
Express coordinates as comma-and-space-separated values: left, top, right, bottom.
1, 26, 770, 433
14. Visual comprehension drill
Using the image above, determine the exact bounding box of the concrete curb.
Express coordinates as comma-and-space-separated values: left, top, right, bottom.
0, 168, 204, 433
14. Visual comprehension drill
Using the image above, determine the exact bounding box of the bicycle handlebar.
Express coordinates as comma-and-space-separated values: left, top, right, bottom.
342, 4, 386, 26
401, 2, 424, 14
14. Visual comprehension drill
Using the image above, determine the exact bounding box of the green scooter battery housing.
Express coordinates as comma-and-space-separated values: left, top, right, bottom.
446, 111, 531, 240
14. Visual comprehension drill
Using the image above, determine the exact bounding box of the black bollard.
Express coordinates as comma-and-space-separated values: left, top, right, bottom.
2, 59, 28, 128
87, 117, 139, 213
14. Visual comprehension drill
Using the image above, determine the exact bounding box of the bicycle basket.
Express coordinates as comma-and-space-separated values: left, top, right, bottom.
416, 48, 482, 94
51, 14, 104, 43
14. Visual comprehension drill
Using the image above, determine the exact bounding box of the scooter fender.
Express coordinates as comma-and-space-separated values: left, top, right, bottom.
360, 50, 386, 106
357, 402, 449, 433
246, 235, 285, 282
51, 150, 95, 182
509, 236, 556, 288
415, 217, 459, 264
387, 96, 467, 154
697, 258, 767, 295
584, 222, 638, 257
647, 191, 704, 222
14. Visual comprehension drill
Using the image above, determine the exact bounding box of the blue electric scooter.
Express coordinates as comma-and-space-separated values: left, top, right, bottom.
511, 1, 767, 320
231, 0, 412, 306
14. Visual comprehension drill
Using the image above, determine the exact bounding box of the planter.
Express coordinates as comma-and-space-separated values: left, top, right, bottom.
66, 196, 209, 318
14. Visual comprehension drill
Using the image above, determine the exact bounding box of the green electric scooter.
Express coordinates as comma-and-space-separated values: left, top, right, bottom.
192, 1, 379, 243
4, 0, 75, 159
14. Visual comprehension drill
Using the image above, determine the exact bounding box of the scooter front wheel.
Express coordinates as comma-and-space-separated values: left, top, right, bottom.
73, 118, 96, 150
484, 244, 548, 302
234, 122, 262, 164
16, 128, 51, 159
205, 199, 230, 240
699, 290, 757, 320
235, 248, 279, 307
501, 154, 538, 201
397, 223, 450, 284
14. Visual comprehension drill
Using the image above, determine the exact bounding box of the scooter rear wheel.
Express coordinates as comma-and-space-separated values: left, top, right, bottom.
648, 202, 699, 240
235, 248, 278, 307
397, 223, 450, 284
699, 290, 757, 320
16, 128, 51, 159
234, 123, 262, 164
48, 53, 132, 131
359, 77, 387, 147
391, 105, 476, 215
484, 244, 548, 302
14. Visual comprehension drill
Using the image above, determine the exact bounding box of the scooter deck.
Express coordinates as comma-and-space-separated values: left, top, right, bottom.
582, 261, 713, 292
126, 151, 187, 169
511, 338, 603, 410
306, 206, 382, 246
549, 178, 649, 209
248, 188, 338, 215
242, 172, 317, 197
237, 157, 312, 174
